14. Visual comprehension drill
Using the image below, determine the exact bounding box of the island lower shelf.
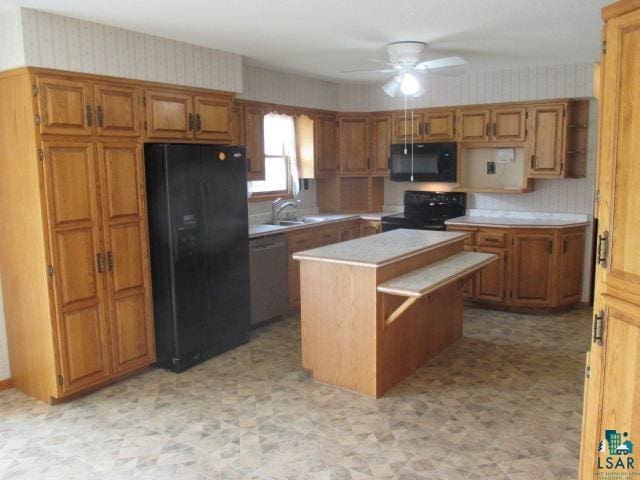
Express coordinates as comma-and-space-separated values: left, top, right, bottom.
295, 229, 497, 398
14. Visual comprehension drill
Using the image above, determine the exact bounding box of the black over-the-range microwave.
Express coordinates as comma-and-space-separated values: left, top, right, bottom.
389, 142, 457, 182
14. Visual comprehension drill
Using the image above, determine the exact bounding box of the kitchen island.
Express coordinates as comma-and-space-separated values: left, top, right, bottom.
293, 229, 497, 397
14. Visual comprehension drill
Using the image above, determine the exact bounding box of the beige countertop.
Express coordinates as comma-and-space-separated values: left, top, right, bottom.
445, 215, 590, 229
248, 212, 392, 239
292, 229, 468, 267
377, 251, 497, 297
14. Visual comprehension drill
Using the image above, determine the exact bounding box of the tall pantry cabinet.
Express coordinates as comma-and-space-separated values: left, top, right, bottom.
0, 69, 155, 403
579, 0, 640, 477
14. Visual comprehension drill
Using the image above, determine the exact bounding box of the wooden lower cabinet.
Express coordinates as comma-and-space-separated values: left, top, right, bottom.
360, 220, 382, 237
447, 225, 586, 310
476, 246, 507, 303
287, 221, 366, 308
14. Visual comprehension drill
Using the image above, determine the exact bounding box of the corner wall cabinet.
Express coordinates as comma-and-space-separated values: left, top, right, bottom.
446, 224, 586, 310
0, 67, 236, 403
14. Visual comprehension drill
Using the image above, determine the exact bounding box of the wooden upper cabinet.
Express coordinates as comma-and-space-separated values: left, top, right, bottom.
370, 114, 392, 176
392, 112, 422, 143
231, 105, 245, 146
315, 114, 338, 177
244, 105, 266, 181
93, 83, 141, 137
193, 94, 232, 142
510, 231, 555, 306
423, 111, 456, 141
35, 76, 94, 136
40, 141, 112, 394
527, 104, 567, 177
459, 109, 490, 142
339, 114, 370, 176
491, 107, 526, 141
145, 89, 194, 139
97, 142, 155, 374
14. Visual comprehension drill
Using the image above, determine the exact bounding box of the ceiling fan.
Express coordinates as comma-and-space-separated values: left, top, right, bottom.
341, 41, 466, 97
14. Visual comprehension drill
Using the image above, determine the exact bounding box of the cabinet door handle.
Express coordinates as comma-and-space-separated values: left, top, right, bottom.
96, 253, 105, 273
492, 123, 497, 137
188, 113, 195, 131
107, 251, 113, 271
548, 240, 553, 254
86, 105, 93, 127
485, 123, 489, 137
593, 310, 604, 345
562, 239, 568, 253
96, 106, 104, 128
530, 154, 535, 169
195, 113, 202, 131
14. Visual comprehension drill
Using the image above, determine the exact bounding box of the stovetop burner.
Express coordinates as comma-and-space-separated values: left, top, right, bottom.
381, 191, 466, 232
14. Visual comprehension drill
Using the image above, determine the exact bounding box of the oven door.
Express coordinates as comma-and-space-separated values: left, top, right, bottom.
389, 143, 456, 182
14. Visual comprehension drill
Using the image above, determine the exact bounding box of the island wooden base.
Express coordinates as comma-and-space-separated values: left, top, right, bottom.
299, 240, 466, 398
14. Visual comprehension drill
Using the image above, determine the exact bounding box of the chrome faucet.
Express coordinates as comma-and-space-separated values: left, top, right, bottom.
272, 197, 302, 223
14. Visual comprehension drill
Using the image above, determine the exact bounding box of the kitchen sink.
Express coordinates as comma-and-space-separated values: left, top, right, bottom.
264, 217, 327, 226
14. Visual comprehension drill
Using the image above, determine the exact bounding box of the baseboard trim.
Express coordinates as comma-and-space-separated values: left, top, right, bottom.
0, 378, 13, 391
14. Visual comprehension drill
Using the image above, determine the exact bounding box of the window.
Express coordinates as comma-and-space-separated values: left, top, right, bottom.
249, 113, 299, 200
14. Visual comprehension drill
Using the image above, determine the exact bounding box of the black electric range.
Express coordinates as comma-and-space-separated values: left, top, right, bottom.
381, 191, 466, 232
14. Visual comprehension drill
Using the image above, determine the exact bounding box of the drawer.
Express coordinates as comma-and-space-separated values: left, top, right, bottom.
316, 226, 340, 247
447, 227, 476, 246
478, 230, 507, 248
288, 233, 314, 253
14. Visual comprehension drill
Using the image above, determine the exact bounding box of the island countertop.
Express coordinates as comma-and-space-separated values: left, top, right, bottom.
292, 229, 468, 267
445, 215, 590, 229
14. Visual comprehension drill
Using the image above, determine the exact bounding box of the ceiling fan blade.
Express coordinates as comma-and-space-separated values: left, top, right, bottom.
367, 58, 395, 66
415, 56, 466, 70
340, 68, 398, 74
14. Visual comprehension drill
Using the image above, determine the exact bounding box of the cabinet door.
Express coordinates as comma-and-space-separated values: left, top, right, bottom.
145, 89, 194, 139
231, 105, 245, 146
339, 222, 361, 241
527, 104, 566, 177
288, 233, 315, 308
558, 230, 585, 304
511, 232, 554, 305
476, 247, 506, 303
194, 94, 232, 142
462, 246, 477, 299
491, 107, 526, 141
580, 9, 640, 476
97, 142, 155, 374
370, 114, 392, 176
339, 115, 370, 176
244, 106, 266, 181
94, 83, 141, 137
393, 112, 422, 143
41, 141, 112, 394
36, 76, 94, 136
424, 111, 456, 141
459, 110, 490, 142
315, 114, 338, 177
360, 220, 381, 237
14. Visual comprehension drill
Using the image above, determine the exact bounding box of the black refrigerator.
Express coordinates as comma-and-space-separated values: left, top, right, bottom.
144, 144, 250, 372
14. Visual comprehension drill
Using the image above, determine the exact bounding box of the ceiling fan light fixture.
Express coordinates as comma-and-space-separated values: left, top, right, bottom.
400, 73, 420, 96
381, 76, 401, 97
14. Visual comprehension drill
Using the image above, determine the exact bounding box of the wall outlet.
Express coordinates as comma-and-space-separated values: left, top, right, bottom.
497, 148, 515, 163
487, 161, 496, 175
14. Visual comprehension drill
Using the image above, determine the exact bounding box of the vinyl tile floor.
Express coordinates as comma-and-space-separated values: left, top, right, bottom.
0, 306, 591, 480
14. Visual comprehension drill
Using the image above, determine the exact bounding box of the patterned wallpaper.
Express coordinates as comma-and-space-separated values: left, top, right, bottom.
337, 62, 594, 111
0, 9, 25, 71
14, 8, 243, 92
239, 64, 338, 111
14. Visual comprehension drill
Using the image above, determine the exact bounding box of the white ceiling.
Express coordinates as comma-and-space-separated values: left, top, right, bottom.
0, 0, 609, 82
